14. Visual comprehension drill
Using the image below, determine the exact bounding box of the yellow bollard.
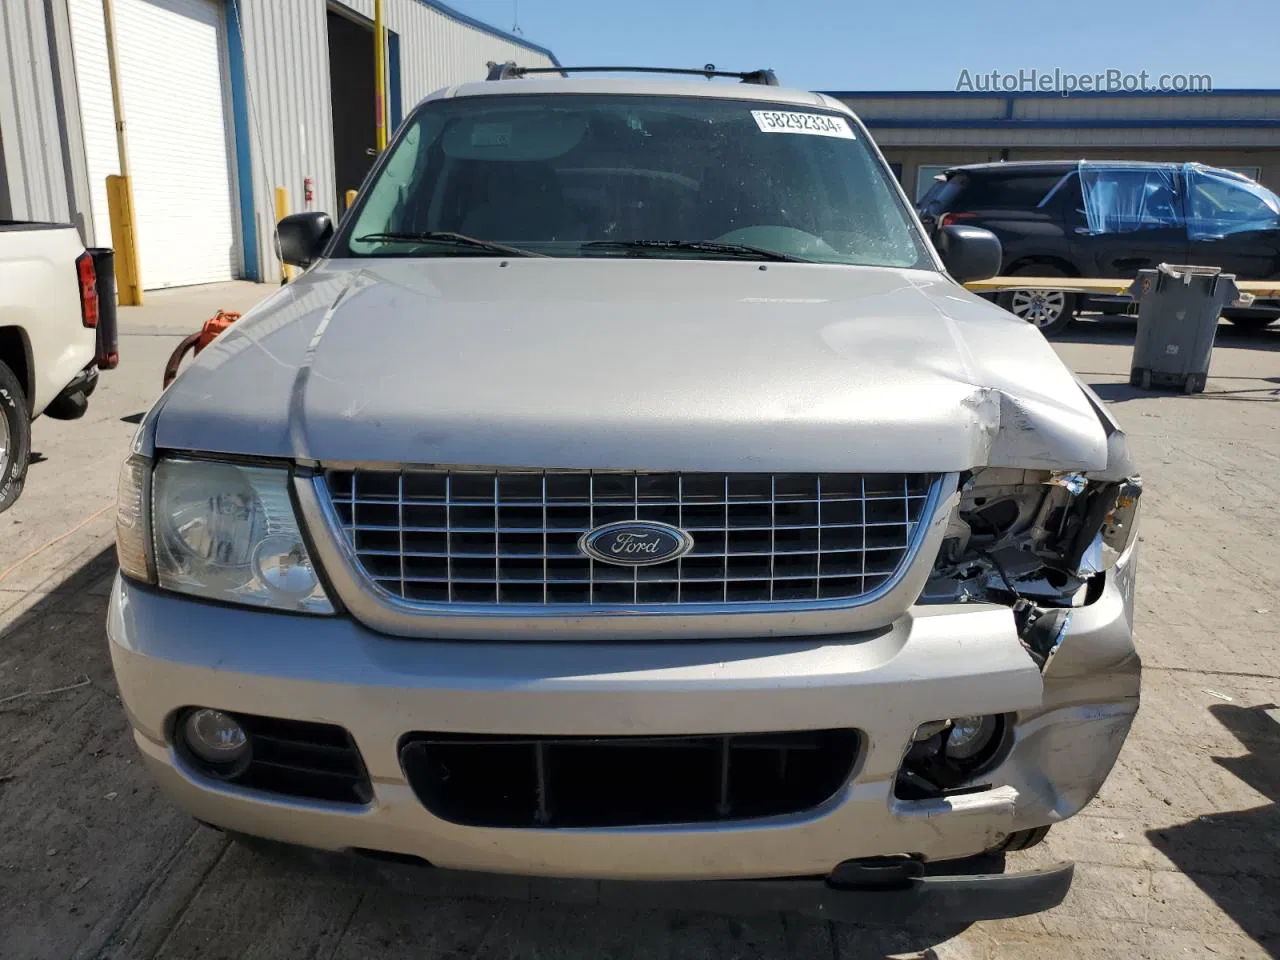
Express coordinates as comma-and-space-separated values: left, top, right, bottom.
374, 0, 387, 152
274, 186, 293, 283
345, 189, 357, 210
105, 174, 143, 305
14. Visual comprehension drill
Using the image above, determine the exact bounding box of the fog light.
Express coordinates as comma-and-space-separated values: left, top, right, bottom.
944, 715, 999, 760
182, 708, 249, 765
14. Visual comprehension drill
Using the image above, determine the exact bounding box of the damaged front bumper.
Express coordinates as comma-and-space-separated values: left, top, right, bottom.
107, 533, 1138, 885
230, 836, 1076, 923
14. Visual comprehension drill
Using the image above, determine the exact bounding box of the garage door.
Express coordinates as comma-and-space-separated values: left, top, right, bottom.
69, 0, 239, 288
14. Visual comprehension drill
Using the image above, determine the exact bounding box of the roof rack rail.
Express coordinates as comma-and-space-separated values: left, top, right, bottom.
485, 62, 780, 86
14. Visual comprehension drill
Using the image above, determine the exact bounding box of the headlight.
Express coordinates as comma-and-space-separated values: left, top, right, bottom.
116, 455, 152, 582
150, 457, 333, 614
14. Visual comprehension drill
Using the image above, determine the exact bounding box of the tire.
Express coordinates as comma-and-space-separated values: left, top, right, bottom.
1225, 316, 1276, 332
0, 359, 31, 514
1184, 373, 1206, 395
989, 825, 1052, 853
1129, 367, 1145, 387
996, 265, 1077, 337
1140, 369, 1152, 391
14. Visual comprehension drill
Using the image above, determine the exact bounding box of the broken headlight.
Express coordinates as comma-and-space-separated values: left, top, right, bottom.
921, 468, 1141, 608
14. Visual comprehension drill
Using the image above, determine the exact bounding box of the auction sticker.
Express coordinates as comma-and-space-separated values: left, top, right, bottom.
751, 110, 855, 139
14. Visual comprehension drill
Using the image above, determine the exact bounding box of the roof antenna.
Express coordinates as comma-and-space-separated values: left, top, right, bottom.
512, 0, 523, 35
703, 63, 715, 81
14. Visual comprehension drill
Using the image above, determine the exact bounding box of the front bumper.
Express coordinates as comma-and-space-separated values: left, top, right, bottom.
107, 563, 1139, 884
230, 836, 1076, 922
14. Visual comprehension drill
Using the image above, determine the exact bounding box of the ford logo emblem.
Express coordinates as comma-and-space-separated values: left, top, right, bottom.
579, 521, 694, 567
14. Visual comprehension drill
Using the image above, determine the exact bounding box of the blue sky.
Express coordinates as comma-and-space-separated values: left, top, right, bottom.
446, 0, 1279, 92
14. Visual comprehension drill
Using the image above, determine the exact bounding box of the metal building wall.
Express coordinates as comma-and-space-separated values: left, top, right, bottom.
0, 0, 72, 222
233, 0, 557, 281
230, 0, 334, 281
336, 0, 557, 108
836, 91, 1280, 196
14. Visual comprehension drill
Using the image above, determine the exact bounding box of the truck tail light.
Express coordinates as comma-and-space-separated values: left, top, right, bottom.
939, 212, 979, 228
76, 251, 99, 328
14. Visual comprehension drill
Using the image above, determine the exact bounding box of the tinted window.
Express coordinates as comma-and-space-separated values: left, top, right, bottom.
338, 94, 930, 269
955, 173, 1066, 211
917, 173, 966, 216
1055, 174, 1087, 226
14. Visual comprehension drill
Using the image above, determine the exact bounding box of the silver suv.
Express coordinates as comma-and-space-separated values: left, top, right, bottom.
110, 68, 1141, 919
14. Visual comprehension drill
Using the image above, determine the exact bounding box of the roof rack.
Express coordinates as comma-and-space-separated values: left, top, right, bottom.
485, 62, 780, 86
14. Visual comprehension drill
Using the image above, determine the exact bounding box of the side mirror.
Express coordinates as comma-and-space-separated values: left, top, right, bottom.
936, 224, 1002, 283
277, 212, 333, 268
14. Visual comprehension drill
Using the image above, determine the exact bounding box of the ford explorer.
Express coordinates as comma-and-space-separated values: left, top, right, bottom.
108, 68, 1142, 919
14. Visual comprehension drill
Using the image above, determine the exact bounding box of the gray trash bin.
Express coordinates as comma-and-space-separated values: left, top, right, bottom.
1127, 264, 1240, 394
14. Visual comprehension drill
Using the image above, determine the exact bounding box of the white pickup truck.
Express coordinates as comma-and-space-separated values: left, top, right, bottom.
0, 220, 116, 512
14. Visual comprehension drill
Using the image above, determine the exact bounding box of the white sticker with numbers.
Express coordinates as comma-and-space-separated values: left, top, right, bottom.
751, 110, 855, 139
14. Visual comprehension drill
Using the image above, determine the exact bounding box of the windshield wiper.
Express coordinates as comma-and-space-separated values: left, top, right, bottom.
353, 231, 546, 257
581, 239, 810, 263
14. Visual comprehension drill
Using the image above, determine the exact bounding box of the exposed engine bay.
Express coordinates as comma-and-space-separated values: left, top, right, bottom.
923, 468, 1142, 668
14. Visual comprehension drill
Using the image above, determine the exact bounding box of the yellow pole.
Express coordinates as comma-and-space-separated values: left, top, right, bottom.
274, 186, 293, 283
374, 0, 387, 152
101, 0, 142, 304
345, 189, 357, 210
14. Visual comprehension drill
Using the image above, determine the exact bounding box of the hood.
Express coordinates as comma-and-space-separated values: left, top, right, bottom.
153, 258, 1109, 473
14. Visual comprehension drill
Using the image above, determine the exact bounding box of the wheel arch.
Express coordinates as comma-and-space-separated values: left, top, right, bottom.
1004, 255, 1081, 278
0, 326, 34, 415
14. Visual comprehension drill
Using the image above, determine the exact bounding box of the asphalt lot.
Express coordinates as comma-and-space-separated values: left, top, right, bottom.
1, 284, 1277, 959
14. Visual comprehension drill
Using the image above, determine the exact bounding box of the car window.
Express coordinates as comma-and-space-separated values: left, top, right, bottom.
954, 173, 1065, 211
1079, 164, 1183, 234
337, 94, 931, 269
1185, 166, 1280, 239
917, 173, 965, 216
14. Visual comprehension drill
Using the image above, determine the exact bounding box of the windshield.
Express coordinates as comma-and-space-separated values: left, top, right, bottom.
336, 94, 930, 268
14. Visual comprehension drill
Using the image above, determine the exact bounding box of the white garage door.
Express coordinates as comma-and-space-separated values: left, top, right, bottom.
69, 0, 239, 288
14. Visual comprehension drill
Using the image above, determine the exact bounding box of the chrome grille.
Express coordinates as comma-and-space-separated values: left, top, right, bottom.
323, 469, 938, 607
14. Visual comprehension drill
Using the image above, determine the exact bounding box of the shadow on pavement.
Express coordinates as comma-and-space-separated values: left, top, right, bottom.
1147, 703, 1280, 958
1089, 377, 1280, 404
1058, 315, 1280, 351
2, 548, 978, 958
236, 835, 975, 956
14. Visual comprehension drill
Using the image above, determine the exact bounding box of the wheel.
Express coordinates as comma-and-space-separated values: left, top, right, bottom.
990, 825, 1052, 853
1184, 373, 1206, 394
1129, 367, 1145, 387
1140, 369, 1152, 391
997, 265, 1077, 337
0, 359, 31, 514
1225, 316, 1276, 332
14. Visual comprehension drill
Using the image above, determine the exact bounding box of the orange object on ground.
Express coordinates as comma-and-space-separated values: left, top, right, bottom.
162, 310, 240, 388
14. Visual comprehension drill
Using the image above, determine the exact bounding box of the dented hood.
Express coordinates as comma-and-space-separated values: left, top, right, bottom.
153, 258, 1109, 472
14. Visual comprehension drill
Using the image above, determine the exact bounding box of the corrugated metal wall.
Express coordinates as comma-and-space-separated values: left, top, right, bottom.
233, 0, 557, 280
337, 0, 556, 106
231, 0, 334, 280
0, 0, 72, 222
